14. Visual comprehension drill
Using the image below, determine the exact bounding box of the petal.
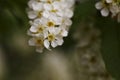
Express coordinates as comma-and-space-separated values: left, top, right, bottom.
28, 0, 35, 9
48, 27, 55, 34
43, 11, 50, 18
43, 30, 48, 38
40, 17, 48, 25
106, 0, 112, 3
32, 2, 43, 11
27, 30, 31, 36
60, 2, 69, 9
34, 19, 41, 25
64, 9, 74, 18
56, 38, 64, 46
56, 11, 64, 17
43, 3, 52, 10
95, 1, 103, 10
28, 11, 37, 19
53, 17, 62, 25
30, 26, 38, 32
28, 38, 36, 46
110, 4, 119, 14
54, 27, 61, 34
101, 8, 109, 17
44, 40, 50, 49
27, 30, 34, 36
61, 29, 68, 37
64, 18, 72, 26
53, 1, 61, 10
36, 47, 43, 53
51, 40, 58, 48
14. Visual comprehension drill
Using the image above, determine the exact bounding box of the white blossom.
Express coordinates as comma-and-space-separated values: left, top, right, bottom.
95, 1, 103, 10
106, 0, 113, 3
95, 0, 120, 22
28, 37, 44, 53
44, 31, 64, 49
101, 8, 109, 17
27, 0, 74, 53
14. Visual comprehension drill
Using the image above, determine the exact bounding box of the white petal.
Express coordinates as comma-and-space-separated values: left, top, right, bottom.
62, 1, 74, 9
30, 26, 38, 32
110, 4, 119, 14
28, 0, 35, 9
101, 8, 109, 17
53, 17, 62, 25
27, 30, 31, 36
49, 27, 60, 35
61, 29, 68, 37
51, 40, 58, 48
56, 38, 64, 46
64, 18, 72, 26
32, 2, 43, 11
56, 11, 64, 17
40, 17, 48, 25
53, 1, 61, 9
34, 19, 41, 25
60, 2, 69, 9
48, 27, 55, 34
43, 30, 48, 38
64, 9, 74, 18
28, 11, 37, 19
28, 38, 36, 46
44, 40, 50, 49
43, 11, 50, 18
44, 3, 52, 10
49, 15, 63, 25
106, 0, 112, 3
54, 27, 61, 34
95, 1, 103, 10
36, 47, 43, 53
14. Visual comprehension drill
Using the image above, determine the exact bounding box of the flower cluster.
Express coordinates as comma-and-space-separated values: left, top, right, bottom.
27, 0, 74, 53
95, 0, 120, 22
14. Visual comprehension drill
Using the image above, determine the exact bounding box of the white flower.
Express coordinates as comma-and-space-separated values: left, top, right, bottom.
101, 8, 109, 17
28, 37, 44, 53
27, 0, 74, 53
44, 32, 64, 49
27, 1, 44, 19
59, 27, 68, 37
95, 0, 120, 22
95, 1, 103, 10
28, 10, 43, 19
43, 26, 65, 49
106, 0, 113, 3
110, 3, 120, 17
43, 1, 74, 18
95, 1, 110, 17
32, 2, 43, 11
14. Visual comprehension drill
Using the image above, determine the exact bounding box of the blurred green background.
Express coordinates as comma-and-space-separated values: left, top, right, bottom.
0, 0, 120, 80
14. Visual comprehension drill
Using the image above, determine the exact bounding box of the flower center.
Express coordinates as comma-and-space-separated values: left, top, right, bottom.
47, 21, 55, 27
48, 34, 55, 41
36, 39, 43, 45
38, 11, 42, 18
51, 9, 58, 12
38, 26, 44, 32
47, 0, 52, 4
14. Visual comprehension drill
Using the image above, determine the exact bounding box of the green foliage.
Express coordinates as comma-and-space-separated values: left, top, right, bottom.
96, 16, 120, 79
0, 0, 120, 80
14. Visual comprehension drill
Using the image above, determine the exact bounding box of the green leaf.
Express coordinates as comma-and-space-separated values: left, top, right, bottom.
96, 16, 120, 80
